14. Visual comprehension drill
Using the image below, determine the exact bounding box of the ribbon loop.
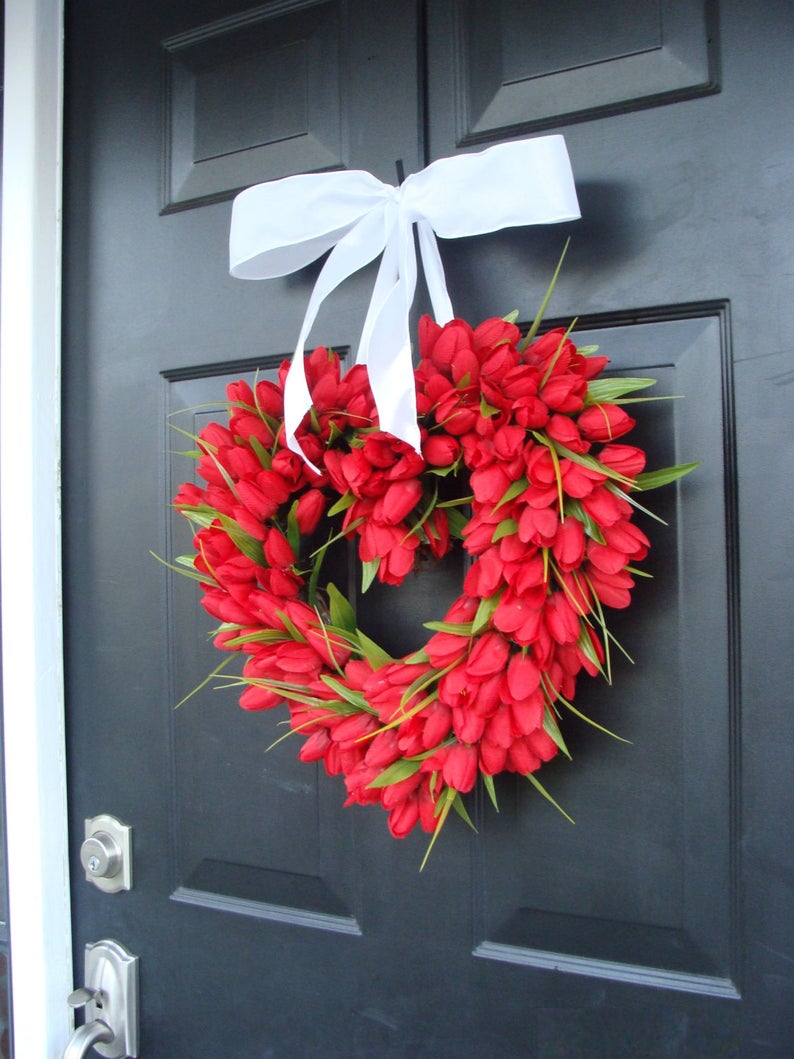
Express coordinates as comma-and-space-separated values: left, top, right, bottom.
230, 135, 580, 461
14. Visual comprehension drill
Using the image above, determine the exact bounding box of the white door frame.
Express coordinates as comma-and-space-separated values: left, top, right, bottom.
1, 1, 73, 1056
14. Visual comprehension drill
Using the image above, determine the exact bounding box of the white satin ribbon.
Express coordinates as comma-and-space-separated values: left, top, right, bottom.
229, 135, 580, 464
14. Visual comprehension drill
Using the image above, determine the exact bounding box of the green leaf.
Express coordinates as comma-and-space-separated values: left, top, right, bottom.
544, 431, 565, 514
167, 422, 203, 446
539, 319, 577, 389
542, 706, 572, 759
404, 648, 430, 664
420, 787, 457, 871
606, 482, 668, 525
216, 514, 266, 566
174, 654, 237, 709
150, 550, 214, 586
563, 499, 606, 544
310, 614, 348, 677
399, 662, 445, 711
503, 309, 520, 324
556, 688, 630, 743
425, 463, 460, 478
361, 558, 379, 594
436, 495, 474, 509
599, 395, 682, 405
451, 792, 477, 831
248, 434, 272, 469
624, 564, 653, 578
541, 437, 634, 488
585, 376, 657, 404
577, 578, 613, 683
491, 518, 519, 543
575, 626, 607, 680
633, 461, 699, 491
366, 757, 423, 789
221, 628, 291, 648
264, 703, 357, 754
286, 503, 301, 558
525, 772, 575, 825
494, 476, 528, 512
422, 620, 473, 636
355, 628, 395, 669
472, 593, 499, 635
327, 490, 356, 517
172, 503, 217, 529
445, 507, 470, 540
482, 772, 499, 812
205, 450, 240, 499
320, 673, 371, 710
480, 394, 500, 418
228, 675, 350, 712
518, 238, 571, 352
274, 608, 306, 644
403, 482, 439, 543
263, 700, 361, 750
307, 533, 330, 607
327, 582, 357, 633
310, 517, 364, 558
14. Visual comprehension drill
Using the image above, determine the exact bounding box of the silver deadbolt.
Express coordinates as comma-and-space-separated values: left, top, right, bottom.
81, 815, 132, 893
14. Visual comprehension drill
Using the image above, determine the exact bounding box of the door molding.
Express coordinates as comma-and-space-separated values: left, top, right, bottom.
1, 1, 73, 1056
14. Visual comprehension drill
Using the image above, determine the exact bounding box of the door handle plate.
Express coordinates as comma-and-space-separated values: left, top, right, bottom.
66, 939, 139, 1058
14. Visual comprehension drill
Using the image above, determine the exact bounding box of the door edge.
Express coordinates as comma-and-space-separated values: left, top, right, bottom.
1, 1, 73, 1056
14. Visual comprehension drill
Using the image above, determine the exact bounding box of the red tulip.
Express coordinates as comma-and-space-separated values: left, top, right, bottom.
586, 565, 636, 609
466, 632, 510, 678
577, 403, 636, 442
506, 652, 541, 700
473, 316, 520, 352
375, 478, 423, 525
387, 796, 421, 839
441, 742, 478, 793
598, 443, 646, 480
263, 529, 295, 569
479, 740, 508, 775
422, 434, 461, 467
294, 488, 327, 535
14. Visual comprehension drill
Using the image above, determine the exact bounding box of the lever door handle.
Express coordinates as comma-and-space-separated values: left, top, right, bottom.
63, 939, 139, 1058
62, 1019, 115, 1059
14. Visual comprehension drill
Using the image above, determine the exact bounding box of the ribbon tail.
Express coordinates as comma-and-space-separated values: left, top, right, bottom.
416, 219, 454, 325
356, 203, 399, 367
361, 215, 422, 455
283, 356, 319, 469
368, 336, 422, 455
282, 207, 389, 460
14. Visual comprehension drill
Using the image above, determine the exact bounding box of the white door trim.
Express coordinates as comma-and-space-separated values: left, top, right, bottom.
1, 1, 73, 1056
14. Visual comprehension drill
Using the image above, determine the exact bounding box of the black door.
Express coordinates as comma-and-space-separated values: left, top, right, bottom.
62, 1, 794, 1055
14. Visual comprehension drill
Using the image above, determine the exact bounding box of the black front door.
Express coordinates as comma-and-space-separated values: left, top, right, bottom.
62, 1, 794, 1055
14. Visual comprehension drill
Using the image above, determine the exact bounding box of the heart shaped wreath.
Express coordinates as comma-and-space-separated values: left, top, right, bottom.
171, 307, 694, 864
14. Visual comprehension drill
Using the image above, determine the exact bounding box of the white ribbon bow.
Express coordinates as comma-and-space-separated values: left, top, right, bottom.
229, 135, 580, 464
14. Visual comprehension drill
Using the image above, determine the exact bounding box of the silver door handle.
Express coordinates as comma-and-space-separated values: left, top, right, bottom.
62, 1019, 115, 1059
63, 939, 139, 1058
